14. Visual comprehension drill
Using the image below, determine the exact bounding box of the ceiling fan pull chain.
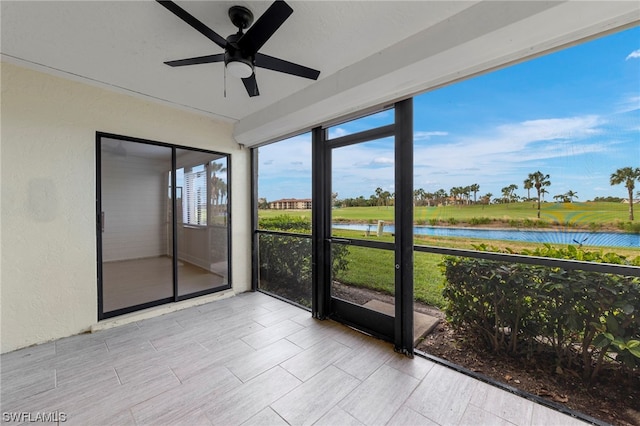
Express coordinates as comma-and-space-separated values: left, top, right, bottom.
253, 69, 257, 96
224, 63, 227, 98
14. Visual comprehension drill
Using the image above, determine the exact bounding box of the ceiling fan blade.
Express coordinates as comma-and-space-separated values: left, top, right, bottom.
164, 54, 224, 67
242, 74, 260, 97
157, 0, 226, 49
238, 1, 292, 54
255, 53, 320, 80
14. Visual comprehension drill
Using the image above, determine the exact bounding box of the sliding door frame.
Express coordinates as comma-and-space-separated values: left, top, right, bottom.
96, 131, 232, 320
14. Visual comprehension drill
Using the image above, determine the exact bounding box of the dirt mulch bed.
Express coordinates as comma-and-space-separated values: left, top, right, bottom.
417, 321, 640, 426
333, 283, 640, 426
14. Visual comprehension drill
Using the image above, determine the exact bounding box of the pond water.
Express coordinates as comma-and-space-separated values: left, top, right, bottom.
333, 223, 640, 249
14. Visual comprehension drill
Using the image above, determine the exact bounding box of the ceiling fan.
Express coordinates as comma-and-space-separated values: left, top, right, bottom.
157, 0, 321, 97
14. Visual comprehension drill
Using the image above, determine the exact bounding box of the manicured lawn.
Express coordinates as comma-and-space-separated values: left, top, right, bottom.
259, 202, 633, 227
258, 204, 638, 309
330, 228, 639, 308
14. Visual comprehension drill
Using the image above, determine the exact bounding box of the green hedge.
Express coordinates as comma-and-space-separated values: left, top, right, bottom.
441, 244, 640, 381
257, 215, 348, 308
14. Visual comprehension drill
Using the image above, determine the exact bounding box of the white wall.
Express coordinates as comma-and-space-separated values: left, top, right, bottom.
0, 62, 252, 353
101, 151, 170, 262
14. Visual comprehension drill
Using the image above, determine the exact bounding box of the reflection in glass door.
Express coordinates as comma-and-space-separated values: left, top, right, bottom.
99, 139, 174, 314
175, 149, 229, 297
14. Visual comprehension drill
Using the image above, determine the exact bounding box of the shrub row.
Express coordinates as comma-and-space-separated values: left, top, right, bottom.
441, 244, 640, 381
257, 215, 348, 308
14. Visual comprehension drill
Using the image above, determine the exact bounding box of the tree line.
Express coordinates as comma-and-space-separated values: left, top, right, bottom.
336, 166, 640, 220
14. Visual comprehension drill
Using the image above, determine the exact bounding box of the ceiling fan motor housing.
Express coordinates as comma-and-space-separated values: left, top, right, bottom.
224, 33, 255, 77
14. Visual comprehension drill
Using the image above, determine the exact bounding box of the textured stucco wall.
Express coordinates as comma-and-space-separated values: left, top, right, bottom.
0, 62, 251, 353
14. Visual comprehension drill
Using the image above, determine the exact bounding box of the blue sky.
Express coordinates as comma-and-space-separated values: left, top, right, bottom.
258, 26, 639, 202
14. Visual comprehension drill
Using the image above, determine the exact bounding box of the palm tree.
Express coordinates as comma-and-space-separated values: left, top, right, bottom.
528, 171, 551, 218
448, 187, 456, 205
218, 180, 228, 205
540, 188, 548, 201
501, 186, 511, 204
501, 184, 518, 204
470, 183, 480, 204
610, 166, 640, 220
481, 192, 492, 208
209, 161, 227, 206
450, 186, 460, 205
375, 187, 384, 207
508, 184, 519, 203
381, 190, 392, 207
462, 186, 472, 205
413, 188, 425, 206
523, 178, 533, 200
424, 192, 434, 207
565, 190, 578, 203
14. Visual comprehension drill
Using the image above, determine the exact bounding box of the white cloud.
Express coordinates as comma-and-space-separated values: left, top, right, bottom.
625, 49, 640, 60
329, 127, 349, 139
366, 157, 394, 168
616, 95, 640, 113
257, 134, 312, 180
258, 113, 623, 200
327, 114, 612, 197
493, 116, 603, 144
413, 114, 608, 183
414, 131, 448, 141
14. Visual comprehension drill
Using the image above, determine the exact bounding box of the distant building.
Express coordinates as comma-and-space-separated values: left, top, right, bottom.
269, 198, 312, 210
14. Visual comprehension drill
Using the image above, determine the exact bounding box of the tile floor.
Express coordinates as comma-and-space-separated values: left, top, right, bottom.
102, 257, 228, 312
1, 292, 588, 425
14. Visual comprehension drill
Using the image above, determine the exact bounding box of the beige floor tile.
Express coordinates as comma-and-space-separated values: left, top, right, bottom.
333, 338, 394, 380
458, 404, 517, 426
271, 365, 361, 425
531, 404, 589, 426
404, 364, 478, 425
387, 406, 440, 426
241, 319, 305, 349
204, 366, 301, 425
1, 292, 589, 426
385, 352, 436, 380
339, 364, 420, 425
226, 339, 302, 382
314, 406, 364, 426
241, 407, 289, 426
280, 337, 352, 382
130, 366, 239, 425
469, 382, 534, 425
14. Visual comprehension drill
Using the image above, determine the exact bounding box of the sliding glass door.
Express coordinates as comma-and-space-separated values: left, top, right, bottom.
175, 149, 229, 297
97, 134, 230, 319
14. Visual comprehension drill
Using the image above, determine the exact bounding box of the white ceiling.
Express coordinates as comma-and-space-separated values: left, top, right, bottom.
2, 1, 638, 147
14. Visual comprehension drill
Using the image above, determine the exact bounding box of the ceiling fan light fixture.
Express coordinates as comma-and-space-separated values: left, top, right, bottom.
226, 59, 253, 78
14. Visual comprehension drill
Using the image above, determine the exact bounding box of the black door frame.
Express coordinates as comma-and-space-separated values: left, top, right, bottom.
312, 98, 414, 354
96, 132, 232, 320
